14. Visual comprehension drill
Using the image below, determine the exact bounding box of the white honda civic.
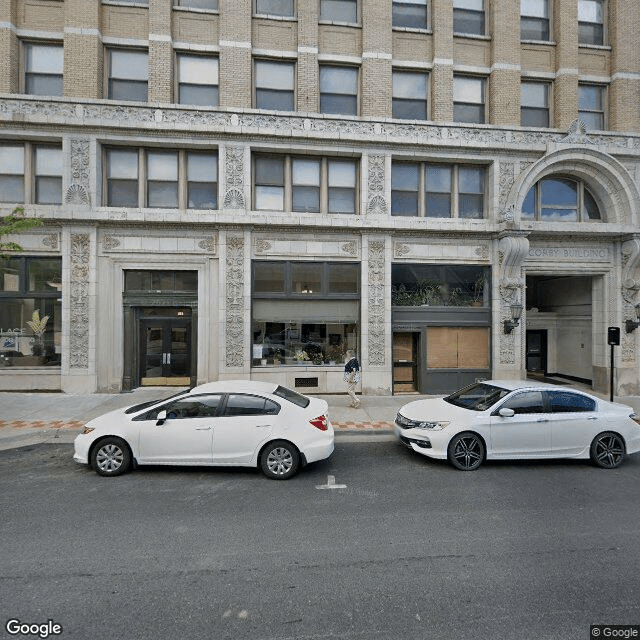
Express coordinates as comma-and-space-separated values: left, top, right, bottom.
395, 380, 640, 471
74, 380, 333, 480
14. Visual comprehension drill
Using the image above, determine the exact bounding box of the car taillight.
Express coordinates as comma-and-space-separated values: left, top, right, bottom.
309, 415, 328, 431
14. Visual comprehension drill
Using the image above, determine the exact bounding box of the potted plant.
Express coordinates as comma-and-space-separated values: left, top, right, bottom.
294, 350, 310, 364
26, 310, 49, 364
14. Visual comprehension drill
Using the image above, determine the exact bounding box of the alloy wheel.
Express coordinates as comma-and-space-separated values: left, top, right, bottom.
449, 433, 484, 471
592, 433, 625, 469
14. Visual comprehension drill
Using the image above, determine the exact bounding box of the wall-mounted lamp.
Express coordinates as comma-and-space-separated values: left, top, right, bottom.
503, 302, 523, 334
625, 303, 640, 333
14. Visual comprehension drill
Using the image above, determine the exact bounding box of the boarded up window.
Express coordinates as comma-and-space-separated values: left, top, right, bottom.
426, 327, 489, 369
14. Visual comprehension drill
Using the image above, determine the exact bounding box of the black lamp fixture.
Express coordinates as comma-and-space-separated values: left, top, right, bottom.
625, 303, 640, 333
503, 302, 523, 334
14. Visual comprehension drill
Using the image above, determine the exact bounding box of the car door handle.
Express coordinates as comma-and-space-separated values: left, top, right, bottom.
587, 416, 598, 420
195, 426, 212, 431
536, 418, 549, 422
256, 424, 272, 428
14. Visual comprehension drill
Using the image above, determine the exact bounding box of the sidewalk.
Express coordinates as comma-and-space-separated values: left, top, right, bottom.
0, 388, 429, 451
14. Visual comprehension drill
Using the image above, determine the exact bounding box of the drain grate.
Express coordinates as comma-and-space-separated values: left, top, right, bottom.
295, 377, 318, 388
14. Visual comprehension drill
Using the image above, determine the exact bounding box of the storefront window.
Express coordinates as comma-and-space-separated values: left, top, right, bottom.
252, 261, 360, 366
0, 257, 62, 367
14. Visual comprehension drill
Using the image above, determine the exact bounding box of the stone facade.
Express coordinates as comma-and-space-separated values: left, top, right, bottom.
0, 0, 639, 397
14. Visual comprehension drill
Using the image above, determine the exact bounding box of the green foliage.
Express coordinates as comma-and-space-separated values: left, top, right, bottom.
0, 207, 42, 255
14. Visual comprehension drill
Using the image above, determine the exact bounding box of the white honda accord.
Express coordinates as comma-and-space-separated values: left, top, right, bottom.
395, 380, 640, 470
74, 380, 334, 480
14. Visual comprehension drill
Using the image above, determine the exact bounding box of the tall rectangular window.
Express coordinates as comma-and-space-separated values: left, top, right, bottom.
391, 161, 485, 219
578, 0, 604, 45
453, 0, 485, 35
453, 75, 485, 123
256, 0, 294, 17
521, 0, 549, 41
320, 0, 357, 23
392, 0, 427, 30
328, 160, 356, 214
0, 145, 25, 204
292, 159, 321, 213
187, 152, 218, 209
392, 71, 428, 120
579, 84, 605, 130
107, 49, 148, 102
107, 149, 139, 207
177, 54, 218, 106
147, 152, 178, 209
24, 43, 63, 96
521, 81, 550, 127
255, 60, 295, 111
34, 146, 62, 205
255, 156, 285, 211
320, 66, 358, 116
177, 0, 218, 8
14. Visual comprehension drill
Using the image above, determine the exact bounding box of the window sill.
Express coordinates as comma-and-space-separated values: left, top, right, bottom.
102, 1, 149, 7
453, 32, 490, 41
172, 6, 219, 15
578, 43, 611, 51
318, 20, 362, 29
520, 39, 556, 46
253, 14, 297, 22
392, 27, 431, 35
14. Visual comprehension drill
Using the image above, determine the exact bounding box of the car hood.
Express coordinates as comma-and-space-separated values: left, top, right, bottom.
398, 397, 479, 425
84, 406, 130, 431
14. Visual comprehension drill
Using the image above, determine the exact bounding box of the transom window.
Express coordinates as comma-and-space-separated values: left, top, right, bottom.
176, 0, 218, 9
579, 84, 606, 130
453, 0, 485, 36
255, 60, 295, 111
254, 154, 358, 215
393, 70, 428, 120
0, 143, 62, 205
105, 147, 218, 209
320, 0, 357, 23
255, 0, 294, 17
24, 42, 63, 97
453, 76, 485, 124
392, 162, 485, 219
522, 177, 601, 222
579, 0, 604, 45
521, 0, 550, 41
392, 0, 427, 30
320, 66, 358, 116
107, 49, 148, 102
177, 54, 218, 106
521, 81, 550, 127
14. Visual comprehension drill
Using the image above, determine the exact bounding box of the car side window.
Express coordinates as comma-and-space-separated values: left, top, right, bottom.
546, 391, 596, 413
223, 394, 280, 417
499, 391, 545, 415
139, 394, 222, 420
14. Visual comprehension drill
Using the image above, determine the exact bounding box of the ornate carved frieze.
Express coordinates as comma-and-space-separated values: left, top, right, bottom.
65, 139, 91, 206
103, 235, 120, 251
368, 240, 386, 367
366, 156, 388, 216
41, 234, 59, 250
224, 147, 245, 209
621, 238, 640, 362
341, 241, 357, 256
498, 161, 515, 212
198, 237, 216, 253
560, 119, 596, 145
225, 235, 246, 368
69, 233, 90, 369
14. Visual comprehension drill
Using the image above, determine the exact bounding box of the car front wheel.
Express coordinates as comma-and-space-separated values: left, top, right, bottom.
448, 432, 484, 471
590, 431, 625, 469
92, 437, 132, 477
260, 440, 300, 480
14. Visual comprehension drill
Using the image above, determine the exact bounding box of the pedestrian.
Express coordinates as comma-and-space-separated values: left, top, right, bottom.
343, 349, 361, 408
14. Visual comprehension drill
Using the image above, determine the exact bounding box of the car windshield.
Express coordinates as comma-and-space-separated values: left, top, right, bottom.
273, 385, 310, 408
124, 389, 190, 414
444, 383, 511, 411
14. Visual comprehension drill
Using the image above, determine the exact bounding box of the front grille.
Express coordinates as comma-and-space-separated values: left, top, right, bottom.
399, 434, 431, 449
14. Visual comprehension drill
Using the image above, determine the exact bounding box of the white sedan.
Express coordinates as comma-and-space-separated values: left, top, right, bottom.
395, 380, 640, 471
74, 380, 334, 480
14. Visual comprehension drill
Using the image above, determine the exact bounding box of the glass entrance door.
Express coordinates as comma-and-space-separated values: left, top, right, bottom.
140, 317, 191, 386
393, 332, 418, 393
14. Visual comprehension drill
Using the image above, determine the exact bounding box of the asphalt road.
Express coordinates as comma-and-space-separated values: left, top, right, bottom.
1, 439, 640, 640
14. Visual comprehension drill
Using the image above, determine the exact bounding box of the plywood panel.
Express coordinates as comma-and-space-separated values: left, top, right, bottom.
426, 327, 458, 369
457, 327, 489, 369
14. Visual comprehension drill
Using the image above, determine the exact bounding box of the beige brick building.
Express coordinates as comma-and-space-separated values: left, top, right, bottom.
1, 0, 639, 401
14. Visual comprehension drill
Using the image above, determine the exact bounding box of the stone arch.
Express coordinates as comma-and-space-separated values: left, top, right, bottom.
507, 147, 640, 225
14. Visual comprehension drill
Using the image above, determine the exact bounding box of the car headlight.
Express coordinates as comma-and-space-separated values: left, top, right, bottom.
396, 413, 449, 430
414, 421, 450, 430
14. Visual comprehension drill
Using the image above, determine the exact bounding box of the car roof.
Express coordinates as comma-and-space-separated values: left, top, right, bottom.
187, 380, 279, 396
480, 379, 593, 395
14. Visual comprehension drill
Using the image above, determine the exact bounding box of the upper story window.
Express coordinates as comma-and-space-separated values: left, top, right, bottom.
391, 161, 485, 219
0, 143, 62, 205
521, 81, 550, 127
522, 177, 601, 221
105, 147, 218, 209
521, 0, 550, 41
176, 0, 218, 9
320, 66, 358, 116
578, 0, 604, 45
254, 60, 295, 111
392, 0, 427, 30
107, 49, 148, 102
24, 43, 63, 97
255, 0, 294, 17
453, 0, 485, 36
320, 0, 357, 23
177, 54, 219, 106
453, 75, 485, 124
254, 154, 358, 215
579, 84, 605, 130
393, 70, 428, 120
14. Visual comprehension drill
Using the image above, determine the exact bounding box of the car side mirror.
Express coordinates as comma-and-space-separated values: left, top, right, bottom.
499, 407, 515, 418
156, 410, 167, 426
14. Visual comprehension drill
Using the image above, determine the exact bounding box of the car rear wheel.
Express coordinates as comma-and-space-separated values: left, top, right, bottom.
590, 431, 625, 469
260, 440, 300, 480
92, 437, 132, 477
448, 432, 484, 471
